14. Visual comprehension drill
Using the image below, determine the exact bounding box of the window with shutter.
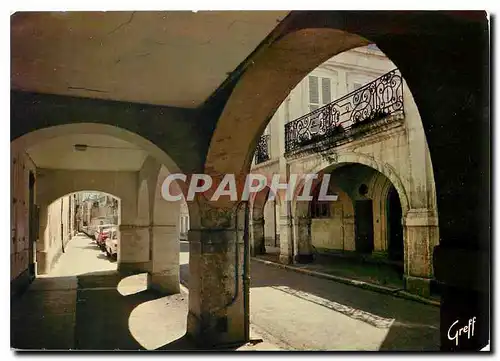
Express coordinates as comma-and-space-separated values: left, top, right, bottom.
309, 104, 319, 112
308, 76, 319, 104
322, 78, 331, 104
309, 76, 333, 114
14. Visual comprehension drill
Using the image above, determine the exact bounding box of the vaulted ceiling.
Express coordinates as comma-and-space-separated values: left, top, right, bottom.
11, 11, 289, 108
26, 134, 148, 171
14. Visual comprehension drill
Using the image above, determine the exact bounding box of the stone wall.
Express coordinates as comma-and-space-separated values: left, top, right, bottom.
10, 146, 36, 285
38, 196, 73, 274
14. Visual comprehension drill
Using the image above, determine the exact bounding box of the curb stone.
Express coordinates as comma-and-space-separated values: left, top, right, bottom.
252, 257, 440, 308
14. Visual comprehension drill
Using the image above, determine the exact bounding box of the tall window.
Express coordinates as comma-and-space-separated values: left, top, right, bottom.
308, 76, 332, 112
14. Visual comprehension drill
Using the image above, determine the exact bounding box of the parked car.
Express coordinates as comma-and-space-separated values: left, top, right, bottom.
96, 225, 115, 250
105, 228, 118, 259
93, 224, 114, 239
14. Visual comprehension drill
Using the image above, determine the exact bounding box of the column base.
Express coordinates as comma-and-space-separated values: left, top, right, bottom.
279, 253, 292, 264
256, 242, 266, 255
148, 271, 180, 295
35, 251, 48, 275
404, 275, 431, 298
294, 254, 314, 264
250, 244, 266, 257
187, 310, 247, 349
371, 250, 388, 259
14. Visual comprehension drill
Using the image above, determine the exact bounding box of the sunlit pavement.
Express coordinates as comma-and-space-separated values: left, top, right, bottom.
12, 236, 439, 351
41, 234, 117, 277
179, 241, 440, 351
11, 235, 280, 351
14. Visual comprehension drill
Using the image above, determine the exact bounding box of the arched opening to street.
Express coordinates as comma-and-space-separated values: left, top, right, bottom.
242, 40, 440, 350
387, 185, 403, 262
11, 11, 488, 351
37, 191, 121, 278
250, 186, 280, 256
11, 122, 194, 350
288, 162, 409, 286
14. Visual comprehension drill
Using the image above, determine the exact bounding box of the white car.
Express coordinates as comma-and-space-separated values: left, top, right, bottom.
94, 224, 115, 242
105, 228, 118, 259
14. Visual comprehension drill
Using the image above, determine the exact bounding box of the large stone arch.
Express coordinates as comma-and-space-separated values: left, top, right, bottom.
36, 169, 135, 211
291, 152, 410, 218
249, 186, 281, 255
12, 122, 193, 282
12, 122, 184, 176
289, 151, 440, 294
11, 91, 202, 174
204, 28, 371, 177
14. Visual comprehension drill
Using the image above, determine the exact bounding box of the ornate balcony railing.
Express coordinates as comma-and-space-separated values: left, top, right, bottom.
255, 134, 270, 164
285, 69, 404, 153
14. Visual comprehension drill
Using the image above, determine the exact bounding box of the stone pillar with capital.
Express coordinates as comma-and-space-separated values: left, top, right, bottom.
278, 204, 293, 264
249, 217, 265, 256
293, 216, 314, 263
148, 224, 180, 294
35, 205, 49, 274
117, 224, 150, 274
403, 208, 439, 297
186, 201, 249, 347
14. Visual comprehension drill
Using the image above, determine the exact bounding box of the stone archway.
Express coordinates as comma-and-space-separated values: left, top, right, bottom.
12, 123, 188, 281
249, 186, 280, 256
34, 187, 123, 275
292, 152, 410, 217
12, 122, 184, 176
289, 154, 440, 295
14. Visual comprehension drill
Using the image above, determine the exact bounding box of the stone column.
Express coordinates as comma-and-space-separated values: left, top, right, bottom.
249, 217, 265, 256
35, 205, 49, 275
186, 204, 249, 347
293, 216, 314, 263
148, 224, 180, 294
117, 224, 150, 274
278, 206, 293, 264
403, 208, 439, 297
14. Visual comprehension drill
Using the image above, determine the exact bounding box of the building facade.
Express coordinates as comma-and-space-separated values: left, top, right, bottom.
38, 195, 75, 274
249, 45, 440, 296
11, 146, 37, 293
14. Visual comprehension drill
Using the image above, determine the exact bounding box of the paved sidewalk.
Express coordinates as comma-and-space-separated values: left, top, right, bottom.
254, 252, 440, 307
11, 235, 281, 351
179, 241, 439, 351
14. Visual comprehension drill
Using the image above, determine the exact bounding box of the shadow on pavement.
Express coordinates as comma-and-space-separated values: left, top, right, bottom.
11, 270, 201, 351
249, 260, 439, 351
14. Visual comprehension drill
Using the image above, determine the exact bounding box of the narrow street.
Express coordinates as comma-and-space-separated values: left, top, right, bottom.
12, 235, 439, 351
11, 235, 278, 351
248, 261, 439, 351
179, 241, 440, 351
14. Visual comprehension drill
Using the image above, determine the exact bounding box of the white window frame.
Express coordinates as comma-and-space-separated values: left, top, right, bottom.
307, 70, 338, 113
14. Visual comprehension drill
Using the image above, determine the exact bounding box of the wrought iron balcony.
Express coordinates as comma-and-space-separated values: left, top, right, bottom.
285, 69, 404, 153
255, 134, 271, 164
